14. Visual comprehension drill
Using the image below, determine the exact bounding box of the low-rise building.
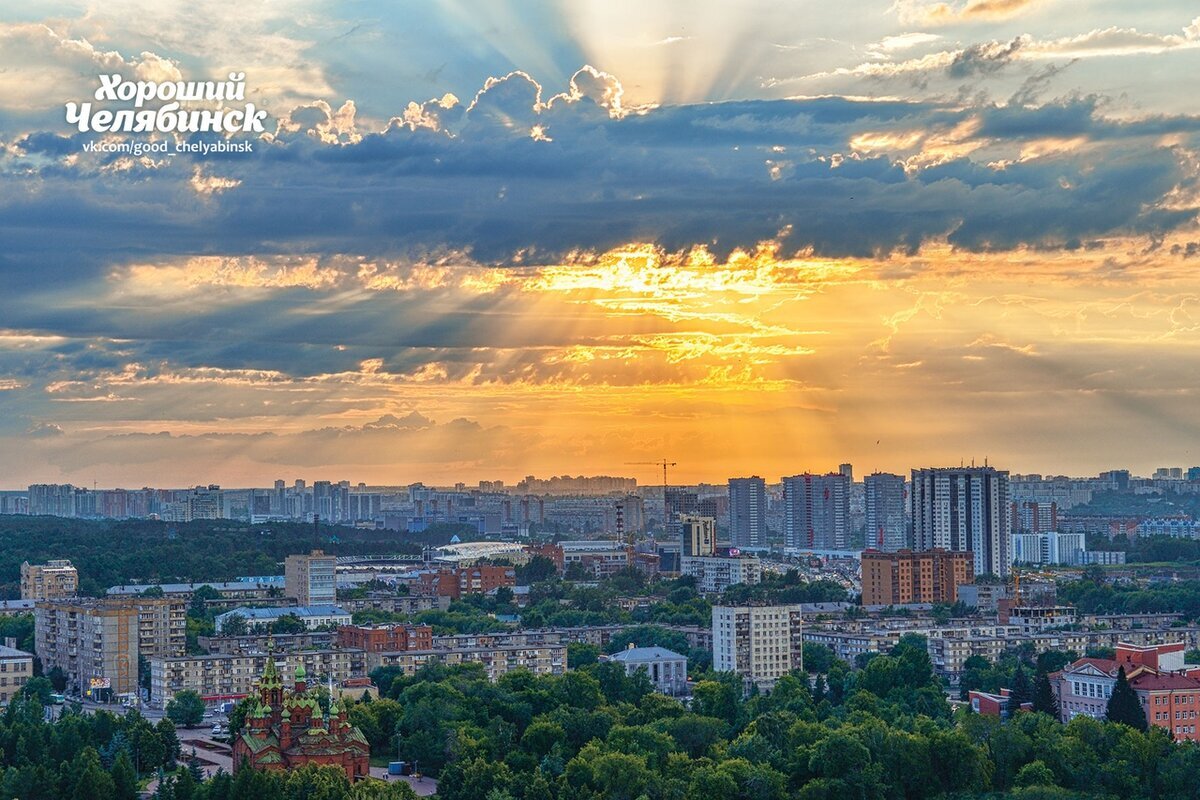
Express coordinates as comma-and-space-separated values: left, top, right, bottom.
1051, 642, 1194, 725
1003, 605, 1078, 633
969, 688, 1029, 719
335, 593, 451, 616
149, 648, 364, 707
107, 580, 280, 607
414, 566, 516, 600
681, 554, 761, 593
609, 645, 688, 695
0, 645, 33, 705
955, 583, 1008, 612
1132, 673, 1200, 742
199, 631, 336, 655
367, 643, 566, 680
215, 605, 351, 633
336, 624, 433, 652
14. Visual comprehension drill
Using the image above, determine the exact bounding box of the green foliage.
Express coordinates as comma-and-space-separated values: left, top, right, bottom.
566, 642, 599, 669
269, 613, 307, 635
0, 614, 35, 652
1033, 673, 1060, 718
1059, 572, 1200, 621
1106, 666, 1148, 730
166, 690, 206, 728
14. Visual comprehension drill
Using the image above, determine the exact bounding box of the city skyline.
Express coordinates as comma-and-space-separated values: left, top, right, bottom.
2, 2, 1200, 487
0, 459, 1194, 494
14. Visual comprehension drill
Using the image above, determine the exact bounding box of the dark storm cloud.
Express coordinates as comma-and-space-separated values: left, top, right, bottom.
0, 72, 1197, 283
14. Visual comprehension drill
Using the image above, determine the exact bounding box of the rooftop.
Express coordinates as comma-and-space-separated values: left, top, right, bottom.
108, 581, 276, 595
219, 605, 349, 620
610, 646, 686, 663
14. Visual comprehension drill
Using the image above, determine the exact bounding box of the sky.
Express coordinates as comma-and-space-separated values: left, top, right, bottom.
1, 0, 1199, 488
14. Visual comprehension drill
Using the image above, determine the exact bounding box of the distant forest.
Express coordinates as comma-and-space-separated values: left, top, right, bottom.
0, 515, 453, 598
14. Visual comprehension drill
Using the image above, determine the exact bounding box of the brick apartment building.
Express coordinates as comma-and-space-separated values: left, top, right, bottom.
416, 565, 516, 600
336, 623, 433, 652
861, 548, 973, 606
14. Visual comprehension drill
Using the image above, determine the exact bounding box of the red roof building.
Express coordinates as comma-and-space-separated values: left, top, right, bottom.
1050, 641, 1200, 740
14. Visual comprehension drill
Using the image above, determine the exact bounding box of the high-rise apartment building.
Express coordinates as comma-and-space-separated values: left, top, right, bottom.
864, 473, 907, 552
860, 548, 973, 606
911, 466, 1011, 577
712, 604, 803, 687
782, 473, 849, 550
285, 550, 337, 606
20, 559, 78, 600
664, 489, 699, 540
27, 484, 78, 517
35, 597, 186, 696
680, 515, 717, 557
1012, 500, 1058, 534
728, 477, 767, 549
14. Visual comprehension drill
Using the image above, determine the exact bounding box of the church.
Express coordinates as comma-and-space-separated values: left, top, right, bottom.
232, 658, 371, 780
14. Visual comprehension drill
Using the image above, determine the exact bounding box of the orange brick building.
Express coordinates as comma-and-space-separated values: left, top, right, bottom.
416, 565, 516, 600
860, 548, 973, 606
336, 623, 433, 652
232, 659, 370, 780
528, 543, 565, 573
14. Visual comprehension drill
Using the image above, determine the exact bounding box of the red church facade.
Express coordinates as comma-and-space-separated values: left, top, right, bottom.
232, 658, 370, 780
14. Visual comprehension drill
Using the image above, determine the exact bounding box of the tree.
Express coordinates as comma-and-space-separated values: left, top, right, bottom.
567, 642, 600, 668
1033, 673, 1059, 718
1009, 664, 1033, 709
111, 750, 139, 800
166, 689, 206, 728
1106, 666, 1147, 730
219, 612, 248, 637
1015, 760, 1057, 788
21, 675, 54, 704
270, 613, 307, 635
48, 665, 68, 691
517, 555, 558, 584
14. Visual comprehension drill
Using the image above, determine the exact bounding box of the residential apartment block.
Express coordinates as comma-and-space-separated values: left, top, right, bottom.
728, 477, 767, 550
782, 473, 849, 550
415, 565, 516, 600
712, 604, 803, 687
0, 645, 33, 705
336, 624, 433, 652
860, 548, 973, 606
681, 554, 762, 594
20, 560, 78, 600
366, 643, 567, 680
912, 466, 1011, 577
35, 596, 186, 696
864, 473, 907, 552
284, 550, 337, 606
149, 648, 363, 707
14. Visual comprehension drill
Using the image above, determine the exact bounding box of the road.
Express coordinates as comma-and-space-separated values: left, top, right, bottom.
368, 766, 438, 796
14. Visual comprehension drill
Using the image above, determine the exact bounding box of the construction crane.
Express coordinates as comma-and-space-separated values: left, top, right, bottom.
626, 459, 678, 495
626, 460, 678, 544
